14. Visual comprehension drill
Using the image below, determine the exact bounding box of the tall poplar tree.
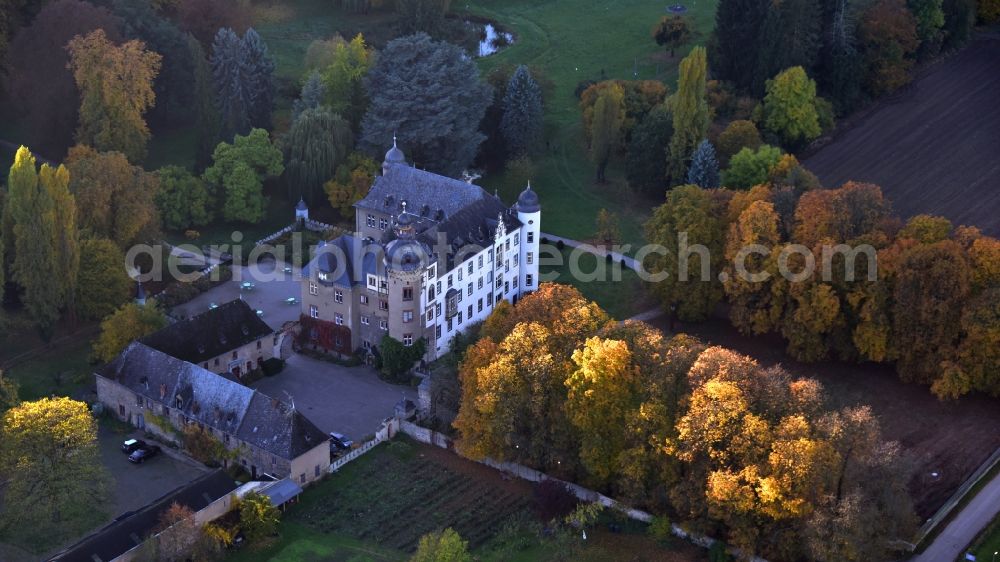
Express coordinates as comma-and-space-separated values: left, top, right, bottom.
667, 47, 709, 185
211, 28, 250, 141
6, 147, 61, 338
39, 163, 79, 319
500, 65, 544, 158
587, 83, 625, 183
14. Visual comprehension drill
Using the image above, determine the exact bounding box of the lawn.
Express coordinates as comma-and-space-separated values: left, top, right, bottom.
252, 0, 720, 248
458, 0, 719, 247
2, 328, 97, 401
539, 244, 654, 320
226, 438, 702, 562
972, 514, 1000, 562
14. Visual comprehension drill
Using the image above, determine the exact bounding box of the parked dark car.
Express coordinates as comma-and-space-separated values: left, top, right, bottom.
121, 438, 147, 454
128, 444, 161, 464
329, 432, 353, 450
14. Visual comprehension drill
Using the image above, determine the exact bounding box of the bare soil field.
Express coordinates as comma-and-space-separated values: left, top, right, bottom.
650, 314, 1000, 520
804, 38, 1000, 236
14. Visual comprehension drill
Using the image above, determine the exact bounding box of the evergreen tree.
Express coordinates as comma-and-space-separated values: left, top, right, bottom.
500, 65, 544, 158
189, 33, 220, 171
210, 27, 250, 141
6, 147, 61, 339
282, 107, 353, 204
686, 140, 720, 188
753, 0, 822, 94
709, 0, 769, 91
241, 27, 274, 130
667, 47, 709, 185
818, 0, 864, 113
360, 33, 490, 177
625, 104, 672, 196
111, 0, 194, 127
292, 72, 326, 121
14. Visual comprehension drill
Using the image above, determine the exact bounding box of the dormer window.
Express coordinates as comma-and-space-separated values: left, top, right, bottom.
318, 272, 330, 282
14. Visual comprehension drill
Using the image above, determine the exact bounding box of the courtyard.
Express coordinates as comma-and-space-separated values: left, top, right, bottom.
251, 352, 416, 441
171, 258, 303, 329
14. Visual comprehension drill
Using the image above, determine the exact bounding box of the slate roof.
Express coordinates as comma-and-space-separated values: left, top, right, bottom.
302, 233, 381, 288
355, 163, 489, 220
96, 342, 327, 460
49, 469, 237, 562
141, 299, 273, 364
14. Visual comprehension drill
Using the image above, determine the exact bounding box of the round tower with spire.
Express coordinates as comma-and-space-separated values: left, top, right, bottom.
382, 135, 406, 176
516, 181, 541, 295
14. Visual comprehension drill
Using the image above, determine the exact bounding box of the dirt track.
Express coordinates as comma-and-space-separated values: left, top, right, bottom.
805, 38, 1000, 236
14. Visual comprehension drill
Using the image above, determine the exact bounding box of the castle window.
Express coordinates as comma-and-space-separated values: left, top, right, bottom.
527, 252, 533, 265
427, 264, 436, 278
402, 310, 413, 323
361, 316, 370, 325
478, 255, 483, 269
367, 214, 376, 228
403, 334, 413, 346
445, 289, 459, 318
478, 277, 483, 289
488, 249, 494, 263
467, 283, 472, 296
467, 262, 473, 275
505, 260, 510, 273
527, 231, 534, 243
487, 292, 493, 306
478, 299, 483, 312
403, 287, 413, 301
335, 290, 343, 303
379, 319, 388, 330
379, 217, 388, 231
457, 312, 463, 325
435, 325, 442, 338
514, 236, 519, 246
447, 274, 453, 288
505, 282, 509, 293
379, 299, 388, 311
309, 282, 318, 296
309, 305, 319, 318
436, 302, 442, 317
506, 240, 510, 251
526, 274, 533, 287
428, 285, 435, 300
514, 254, 519, 266
335, 313, 343, 326
426, 309, 434, 322
513, 277, 519, 289
360, 294, 369, 305
457, 268, 463, 281
467, 304, 473, 318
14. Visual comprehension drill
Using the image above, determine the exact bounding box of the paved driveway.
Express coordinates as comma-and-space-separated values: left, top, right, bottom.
250, 353, 416, 441
97, 425, 209, 519
171, 258, 303, 328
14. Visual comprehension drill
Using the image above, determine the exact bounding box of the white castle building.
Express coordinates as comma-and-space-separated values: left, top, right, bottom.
299, 142, 541, 360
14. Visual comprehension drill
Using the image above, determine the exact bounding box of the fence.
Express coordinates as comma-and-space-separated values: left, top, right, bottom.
256, 224, 297, 247
914, 445, 1000, 548
395, 420, 768, 562
328, 417, 396, 473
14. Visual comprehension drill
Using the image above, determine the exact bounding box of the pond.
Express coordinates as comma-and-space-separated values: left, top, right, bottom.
470, 21, 514, 57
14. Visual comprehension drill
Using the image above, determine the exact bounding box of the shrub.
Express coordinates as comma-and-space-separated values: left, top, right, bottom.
262, 357, 285, 376
648, 515, 674, 543
238, 491, 280, 543
182, 424, 230, 466
534, 479, 578, 522
709, 540, 731, 562
184, 229, 201, 240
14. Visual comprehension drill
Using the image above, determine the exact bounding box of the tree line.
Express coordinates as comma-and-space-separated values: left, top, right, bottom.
453, 283, 916, 561
644, 176, 1000, 400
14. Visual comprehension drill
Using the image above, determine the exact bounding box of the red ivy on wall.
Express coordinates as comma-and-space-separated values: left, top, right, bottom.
298, 314, 353, 355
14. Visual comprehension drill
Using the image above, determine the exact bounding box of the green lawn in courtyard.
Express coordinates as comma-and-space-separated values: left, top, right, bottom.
539, 245, 654, 320
972, 514, 1000, 562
